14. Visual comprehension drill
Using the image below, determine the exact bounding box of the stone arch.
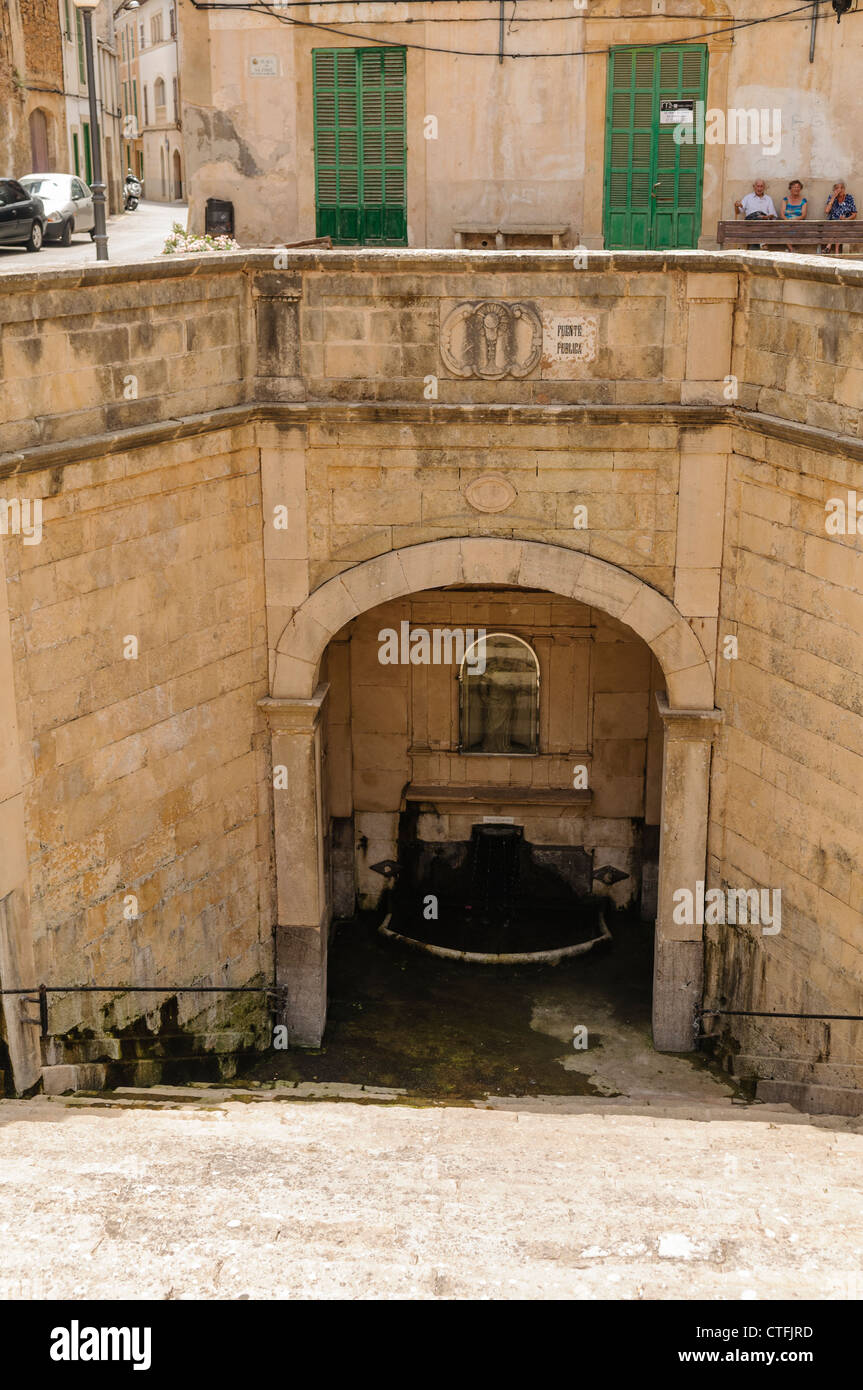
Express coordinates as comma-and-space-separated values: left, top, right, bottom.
273, 538, 714, 710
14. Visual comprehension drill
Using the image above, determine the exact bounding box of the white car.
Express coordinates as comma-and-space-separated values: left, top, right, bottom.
18, 173, 96, 245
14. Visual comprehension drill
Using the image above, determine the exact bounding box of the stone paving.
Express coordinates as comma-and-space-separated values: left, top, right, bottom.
0, 200, 185, 274
1, 1088, 861, 1300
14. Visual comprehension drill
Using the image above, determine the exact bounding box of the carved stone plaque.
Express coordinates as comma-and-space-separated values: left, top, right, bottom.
440, 301, 543, 379
463, 473, 518, 514
541, 311, 599, 376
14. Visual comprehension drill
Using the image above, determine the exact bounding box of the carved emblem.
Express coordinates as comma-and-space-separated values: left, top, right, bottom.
440, 301, 543, 379
463, 473, 518, 514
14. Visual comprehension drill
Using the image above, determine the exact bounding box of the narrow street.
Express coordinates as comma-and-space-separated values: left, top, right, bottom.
0, 200, 186, 275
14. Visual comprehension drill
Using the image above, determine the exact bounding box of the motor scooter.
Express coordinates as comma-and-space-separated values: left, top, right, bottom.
124, 173, 142, 211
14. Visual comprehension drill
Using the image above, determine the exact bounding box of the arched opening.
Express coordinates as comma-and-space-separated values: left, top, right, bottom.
172, 148, 183, 200
459, 633, 540, 755
28, 109, 50, 172
263, 539, 719, 1056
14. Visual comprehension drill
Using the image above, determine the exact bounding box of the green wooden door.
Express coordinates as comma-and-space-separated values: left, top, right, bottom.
603, 45, 707, 250
314, 47, 407, 246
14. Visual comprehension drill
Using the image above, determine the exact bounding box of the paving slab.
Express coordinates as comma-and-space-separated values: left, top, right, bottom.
1, 1094, 861, 1300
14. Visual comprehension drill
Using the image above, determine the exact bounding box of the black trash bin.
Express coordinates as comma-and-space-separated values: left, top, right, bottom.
205, 197, 234, 238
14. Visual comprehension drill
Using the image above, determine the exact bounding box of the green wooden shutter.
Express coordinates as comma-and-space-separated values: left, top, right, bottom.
75, 10, 86, 84
359, 48, 407, 243
604, 48, 655, 250
314, 47, 406, 246
314, 49, 360, 243
603, 45, 707, 250
653, 46, 707, 249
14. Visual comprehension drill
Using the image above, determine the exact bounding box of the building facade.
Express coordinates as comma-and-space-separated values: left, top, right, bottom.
0, 247, 861, 1114
58, 0, 124, 213
116, 0, 144, 180
117, 0, 183, 202
179, 0, 863, 249
0, 0, 67, 180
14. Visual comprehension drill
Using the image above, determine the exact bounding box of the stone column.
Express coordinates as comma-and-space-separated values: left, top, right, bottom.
653, 694, 723, 1052
259, 685, 330, 1047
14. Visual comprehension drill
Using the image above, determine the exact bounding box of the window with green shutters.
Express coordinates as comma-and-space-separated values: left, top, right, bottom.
313, 47, 407, 246
75, 10, 86, 85
603, 45, 707, 250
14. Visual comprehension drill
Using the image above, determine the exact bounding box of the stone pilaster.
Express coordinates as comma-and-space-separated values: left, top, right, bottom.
653, 693, 723, 1052
258, 685, 330, 1046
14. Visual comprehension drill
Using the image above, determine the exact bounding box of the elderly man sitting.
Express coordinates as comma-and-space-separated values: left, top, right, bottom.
733, 180, 777, 249
734, 179, 778, 221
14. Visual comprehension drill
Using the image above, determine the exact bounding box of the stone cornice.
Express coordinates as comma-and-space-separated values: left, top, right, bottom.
2, 400, 863, 481
1, 399, 862, 479
656, 693, 724, 737
258, 687, 329, 731
1, 247, 863, 301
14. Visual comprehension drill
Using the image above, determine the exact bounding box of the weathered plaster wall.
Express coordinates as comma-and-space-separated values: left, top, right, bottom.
0, 0, 67, 179
178, 0, 863, 249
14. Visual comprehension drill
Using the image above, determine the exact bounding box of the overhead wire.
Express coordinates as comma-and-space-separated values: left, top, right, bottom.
188, 0, 858, 58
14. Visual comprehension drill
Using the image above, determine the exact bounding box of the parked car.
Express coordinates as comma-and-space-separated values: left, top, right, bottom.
0, 178, 45, 251
18, 173, 97, 245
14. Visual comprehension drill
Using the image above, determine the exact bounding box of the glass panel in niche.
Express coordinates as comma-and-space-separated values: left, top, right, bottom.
460, 634, 539, 755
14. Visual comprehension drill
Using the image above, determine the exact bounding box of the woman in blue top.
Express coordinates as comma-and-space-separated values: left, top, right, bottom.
824, 182, 857, 255
781, 180, 808, 251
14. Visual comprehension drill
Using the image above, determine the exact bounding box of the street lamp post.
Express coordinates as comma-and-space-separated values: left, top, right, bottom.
73, 0, 109, 261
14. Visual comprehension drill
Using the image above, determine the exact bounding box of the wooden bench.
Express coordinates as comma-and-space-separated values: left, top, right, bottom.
454, 223, 570, 250
717, 219, 863, 251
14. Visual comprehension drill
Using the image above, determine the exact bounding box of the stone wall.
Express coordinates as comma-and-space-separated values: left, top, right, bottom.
1, 424, 273, 1076
701, 269, 863, 1104
0, 249, 861, 1100
705, 432, 863, 1102
2, 262, 252, 456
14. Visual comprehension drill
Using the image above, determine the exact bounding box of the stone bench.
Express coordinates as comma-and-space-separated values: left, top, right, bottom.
454, 223, 571, 250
